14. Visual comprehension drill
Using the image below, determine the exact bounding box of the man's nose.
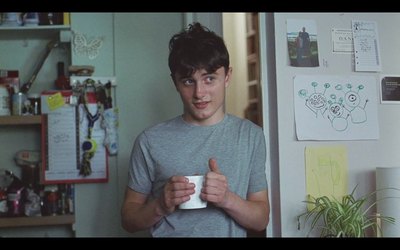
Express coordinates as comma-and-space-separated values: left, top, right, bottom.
194, 82, 206, 97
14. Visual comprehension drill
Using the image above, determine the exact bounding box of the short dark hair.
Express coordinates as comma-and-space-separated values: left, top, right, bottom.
168, 22, 230, 80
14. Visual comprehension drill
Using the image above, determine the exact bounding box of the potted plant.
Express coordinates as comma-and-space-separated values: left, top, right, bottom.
297, 186, 396, 237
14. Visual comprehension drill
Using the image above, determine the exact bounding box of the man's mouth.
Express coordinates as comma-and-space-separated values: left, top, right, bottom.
194, 101, 209, 109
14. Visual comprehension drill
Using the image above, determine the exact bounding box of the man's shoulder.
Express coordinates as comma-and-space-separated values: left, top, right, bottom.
135, 116, 181, 144
142, 116, 182, 134
226, 114, 263, 131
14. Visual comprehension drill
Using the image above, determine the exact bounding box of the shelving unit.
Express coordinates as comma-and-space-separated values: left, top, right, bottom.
0, 214, 74, 228
0, 25, 70, 39
245, 13, 265, 238
0, 115, 42, 125
245, 13, 263, 127
0, 115, 75, 231
0, 25, 70, 31
0, 23, 75, 235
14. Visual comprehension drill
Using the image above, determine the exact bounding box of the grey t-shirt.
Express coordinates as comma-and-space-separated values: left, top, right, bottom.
128, 114, 267, 237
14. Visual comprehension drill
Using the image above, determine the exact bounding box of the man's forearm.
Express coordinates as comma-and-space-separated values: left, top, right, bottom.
121, 199, 165, 233
221, 191, 270, 231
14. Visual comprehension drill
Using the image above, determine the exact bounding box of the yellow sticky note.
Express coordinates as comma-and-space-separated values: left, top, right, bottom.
46, 92, 65, 111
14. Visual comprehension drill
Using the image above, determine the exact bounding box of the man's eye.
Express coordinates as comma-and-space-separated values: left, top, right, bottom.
182, 79, 194, 86
205, 76, 215, 83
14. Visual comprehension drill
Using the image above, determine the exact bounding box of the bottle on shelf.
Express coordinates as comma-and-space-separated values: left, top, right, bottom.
5, 170, 25, 217
58, 184, 66, 215
55, 61, 70, 90
12, 86, 27, 116
44, 185, 58, 216
66, 184, 74, 214
27, 93, 41, 115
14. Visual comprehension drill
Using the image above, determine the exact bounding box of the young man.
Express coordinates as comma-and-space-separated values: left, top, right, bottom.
121, 22, 270, 237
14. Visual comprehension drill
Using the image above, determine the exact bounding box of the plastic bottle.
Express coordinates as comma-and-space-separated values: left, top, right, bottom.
12, 86, 27, 116
6, 170, 25, 217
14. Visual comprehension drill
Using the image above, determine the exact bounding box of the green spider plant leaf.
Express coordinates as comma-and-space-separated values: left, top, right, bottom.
297, 186, 399, 237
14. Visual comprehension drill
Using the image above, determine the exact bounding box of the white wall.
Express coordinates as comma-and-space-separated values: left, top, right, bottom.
71, 13, 183, 237
71, 13, 121, 237
268, 13, 400, 237
114, 13, 183, 237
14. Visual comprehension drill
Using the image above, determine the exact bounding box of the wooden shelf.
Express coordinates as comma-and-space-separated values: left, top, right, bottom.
248, 80, 258, 87
0, 25, 70, 31
245, 13, 263, 128
249, 98, 260, 104
0, 25, 71, 39
0, 214, 75, 228
247, 54, 257, 63
0, 115, 42, 125
247, 30, 256, 37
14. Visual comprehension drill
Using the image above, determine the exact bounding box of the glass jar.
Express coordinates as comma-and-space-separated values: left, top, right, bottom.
28, 93, 41, 115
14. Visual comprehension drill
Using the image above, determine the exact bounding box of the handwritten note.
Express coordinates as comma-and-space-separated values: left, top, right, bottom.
45, 105, 79, 179
41, 90, 108, 183
352, 20, 382, 72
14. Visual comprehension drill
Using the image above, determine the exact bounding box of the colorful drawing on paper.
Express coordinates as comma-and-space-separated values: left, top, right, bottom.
294, 75, 379, 140
305, 145, 348, 208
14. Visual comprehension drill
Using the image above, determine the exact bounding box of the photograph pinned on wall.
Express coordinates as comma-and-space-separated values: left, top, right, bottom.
380, 75, 400, 104
287, 19, 319, 67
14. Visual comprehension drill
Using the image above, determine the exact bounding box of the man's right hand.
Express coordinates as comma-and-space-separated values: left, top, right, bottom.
157, 175, 196, 216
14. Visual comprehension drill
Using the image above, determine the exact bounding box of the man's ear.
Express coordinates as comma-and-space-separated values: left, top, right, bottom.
225, 67, 233, 87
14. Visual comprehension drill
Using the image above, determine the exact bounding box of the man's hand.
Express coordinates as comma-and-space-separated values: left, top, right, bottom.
157, 176, 195, 216
201, 158, 230, 207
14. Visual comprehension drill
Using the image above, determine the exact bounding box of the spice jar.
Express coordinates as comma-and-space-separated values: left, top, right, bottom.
28, 93, 41, 115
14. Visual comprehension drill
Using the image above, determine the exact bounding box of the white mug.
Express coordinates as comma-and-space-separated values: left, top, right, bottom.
179, 175, 207, 209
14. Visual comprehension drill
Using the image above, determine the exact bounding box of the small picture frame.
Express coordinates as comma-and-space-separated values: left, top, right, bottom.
380, 75, 400, 104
